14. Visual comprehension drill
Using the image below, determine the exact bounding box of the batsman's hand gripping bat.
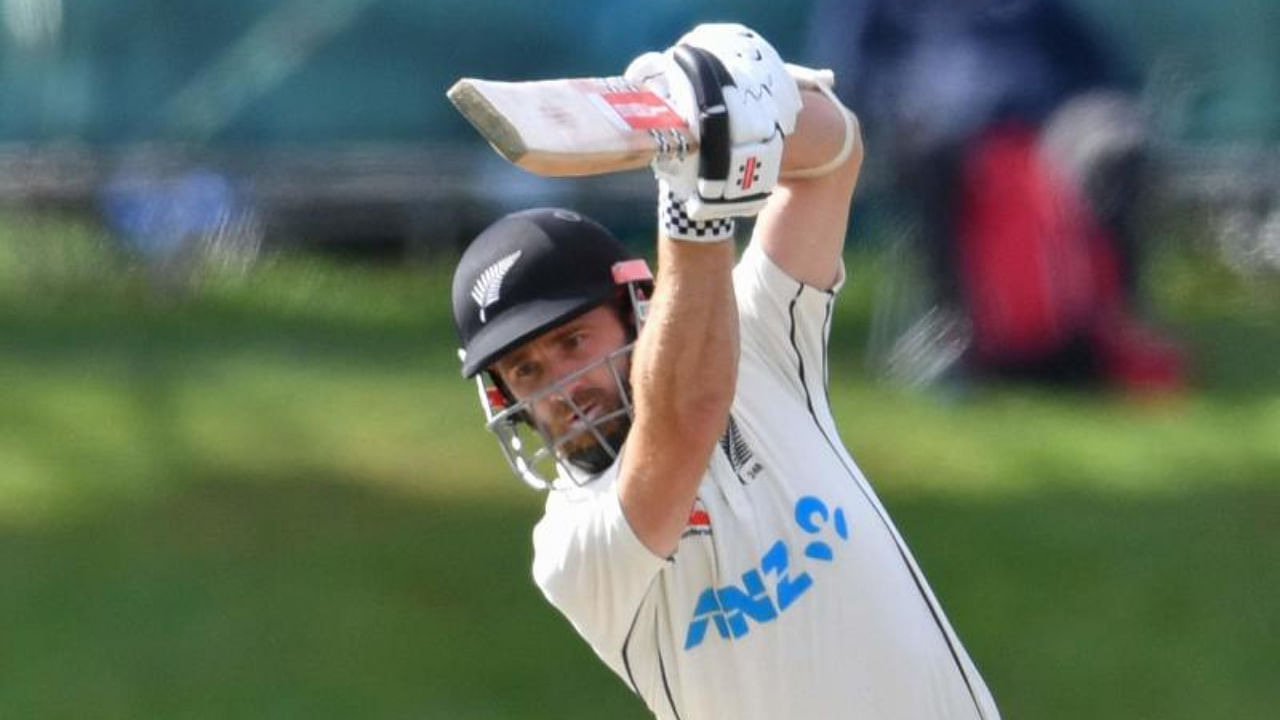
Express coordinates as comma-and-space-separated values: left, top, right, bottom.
447, 65, 837, 178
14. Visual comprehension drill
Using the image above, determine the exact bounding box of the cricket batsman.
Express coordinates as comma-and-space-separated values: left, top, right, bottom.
450, 23, 1001, 719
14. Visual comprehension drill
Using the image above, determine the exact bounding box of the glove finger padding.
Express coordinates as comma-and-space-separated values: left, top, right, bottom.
676, 23, 801, 137
626, 24, 801, 222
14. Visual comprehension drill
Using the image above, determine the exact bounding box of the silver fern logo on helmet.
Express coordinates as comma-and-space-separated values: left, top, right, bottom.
470, 250, 522, 323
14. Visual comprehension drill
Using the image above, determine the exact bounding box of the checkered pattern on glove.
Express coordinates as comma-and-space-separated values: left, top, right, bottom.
660, 188, 735, 242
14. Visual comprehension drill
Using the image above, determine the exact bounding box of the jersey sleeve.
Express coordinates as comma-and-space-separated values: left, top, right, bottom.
531, 472, 668, 665
732, 240, 846, 403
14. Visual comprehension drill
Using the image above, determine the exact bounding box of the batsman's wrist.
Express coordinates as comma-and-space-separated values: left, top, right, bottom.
659, 188, 735, 242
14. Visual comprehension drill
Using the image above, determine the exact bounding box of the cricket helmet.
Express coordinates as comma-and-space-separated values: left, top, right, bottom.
451, 208, 652, 489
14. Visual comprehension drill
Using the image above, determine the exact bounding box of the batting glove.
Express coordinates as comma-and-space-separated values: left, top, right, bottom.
625, 24, 802, 234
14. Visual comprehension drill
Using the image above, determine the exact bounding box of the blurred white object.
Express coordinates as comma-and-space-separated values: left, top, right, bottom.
1040, 90, 1148, 220
4, 0, 62, 49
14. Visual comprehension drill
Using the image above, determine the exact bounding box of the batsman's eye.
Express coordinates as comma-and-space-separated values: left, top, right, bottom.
511, 361, 539, 382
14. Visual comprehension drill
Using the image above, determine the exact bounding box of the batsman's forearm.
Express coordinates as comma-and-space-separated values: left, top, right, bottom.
753, 88, 863, 290
619, 237, 738, 556
632, 238, 738, 430
781, 88, 863, 176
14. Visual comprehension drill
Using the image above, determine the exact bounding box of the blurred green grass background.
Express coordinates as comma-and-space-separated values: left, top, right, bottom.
2, 211, 1278, 719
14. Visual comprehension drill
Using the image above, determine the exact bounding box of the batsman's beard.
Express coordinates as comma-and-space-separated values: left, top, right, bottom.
539, 380, 634, 476
564, 412, 631, 474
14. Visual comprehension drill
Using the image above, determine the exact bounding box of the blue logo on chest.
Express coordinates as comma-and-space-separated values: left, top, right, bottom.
683, 495, 850, 650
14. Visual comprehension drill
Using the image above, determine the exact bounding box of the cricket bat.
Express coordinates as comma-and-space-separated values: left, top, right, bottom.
447, 66, 836, 178
447, 76, 696, 177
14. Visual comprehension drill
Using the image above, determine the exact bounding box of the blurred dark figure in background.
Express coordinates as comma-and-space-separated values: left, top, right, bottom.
809, 0, 1186, 391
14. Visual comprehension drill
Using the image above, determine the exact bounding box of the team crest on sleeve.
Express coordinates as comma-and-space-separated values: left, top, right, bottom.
682, 499, 712, 539
471, 250, 522, 323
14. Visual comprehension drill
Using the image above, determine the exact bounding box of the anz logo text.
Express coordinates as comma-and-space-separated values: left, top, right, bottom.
683, 495, 850, 650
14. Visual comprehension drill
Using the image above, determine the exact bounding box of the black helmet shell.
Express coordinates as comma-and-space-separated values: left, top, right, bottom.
451, 208, 636, 378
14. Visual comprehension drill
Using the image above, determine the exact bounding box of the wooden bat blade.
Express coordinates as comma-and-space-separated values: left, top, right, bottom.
447, 77, 697, 177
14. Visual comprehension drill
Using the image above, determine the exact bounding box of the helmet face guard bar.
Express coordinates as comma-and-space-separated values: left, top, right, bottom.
474, 342, 636, 490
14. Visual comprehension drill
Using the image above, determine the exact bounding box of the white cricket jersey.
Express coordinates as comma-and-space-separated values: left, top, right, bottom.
532, 242, 1001, 720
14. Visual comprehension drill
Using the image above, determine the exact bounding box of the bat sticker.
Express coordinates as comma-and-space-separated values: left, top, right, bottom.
588, 90, 687, 132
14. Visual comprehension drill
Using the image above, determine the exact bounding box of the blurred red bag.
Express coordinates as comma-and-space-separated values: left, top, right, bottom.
956, 123, 1121, 366
955, 122, 1185, 391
